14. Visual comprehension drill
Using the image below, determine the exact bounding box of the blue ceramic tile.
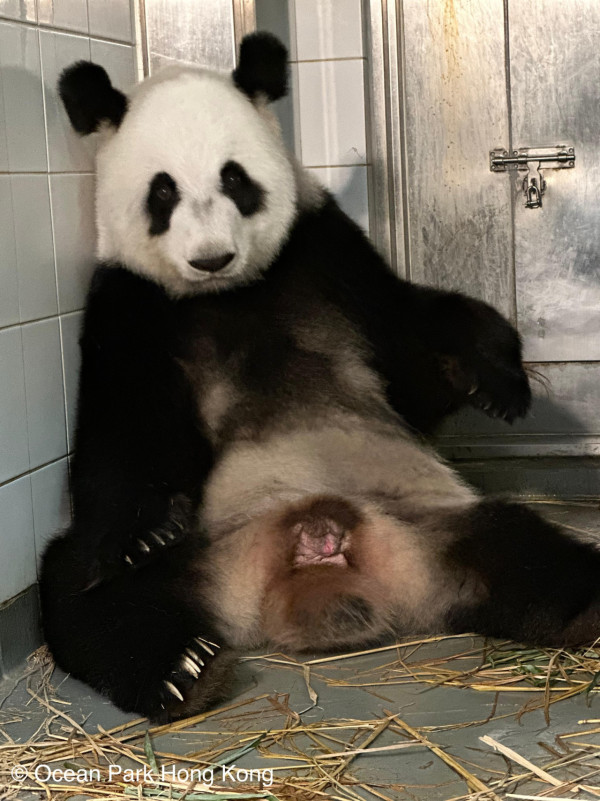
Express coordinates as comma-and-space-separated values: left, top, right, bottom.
59, 311, 83, 451
30, 458, 71, 571
40, 30, 93, 173
0, 176, 20, 329
89, 39, 137, 93
37, 0, 88, 34
0, 327, 29, 484
11, 175, 58, 323
88, 0, 134, 43
0, 22, 47, 172
0, 474, 36, 603
22, 318, 67, 469
50, 173, 96, 313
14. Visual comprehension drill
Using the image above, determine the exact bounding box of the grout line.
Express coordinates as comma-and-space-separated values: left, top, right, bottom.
0, 311, 84, 336
289, 56, 366, 65
303, 163, 369, 169
0, 455, 70, 492
0, 171, 95, 176
39, 21, 66, 431
0, 314, 59, 334
0, 14, 134, 46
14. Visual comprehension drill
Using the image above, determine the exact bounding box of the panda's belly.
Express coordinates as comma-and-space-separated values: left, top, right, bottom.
202, 415, 475, 534
198, 415, 479, 650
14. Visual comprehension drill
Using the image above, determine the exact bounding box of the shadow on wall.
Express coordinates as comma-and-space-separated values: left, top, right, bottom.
436, 367, 600, 496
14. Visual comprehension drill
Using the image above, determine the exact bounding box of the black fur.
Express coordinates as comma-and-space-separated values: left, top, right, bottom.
146, 172, 181, 236
40, 531, 234, 721
221, 160, 265, 217
444, 500, 600, 647
59, 61, 128, 134
67, 266, 213, 586
232, 32, 288, 102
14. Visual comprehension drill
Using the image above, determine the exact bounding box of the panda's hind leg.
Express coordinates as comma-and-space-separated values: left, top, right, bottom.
40, 531, 235, 721
443, 499, 600, 647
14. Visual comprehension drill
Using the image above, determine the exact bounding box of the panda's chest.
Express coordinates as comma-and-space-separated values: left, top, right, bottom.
176, 302, 389, 443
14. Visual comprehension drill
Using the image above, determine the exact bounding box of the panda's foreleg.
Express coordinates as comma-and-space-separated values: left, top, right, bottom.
409, 286, 532, 424
442, 499, 600, 647
40, 531, 235, 721
70, 267, 214, 586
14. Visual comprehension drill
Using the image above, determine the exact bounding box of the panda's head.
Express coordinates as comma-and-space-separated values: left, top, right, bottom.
60, 34, 299, 296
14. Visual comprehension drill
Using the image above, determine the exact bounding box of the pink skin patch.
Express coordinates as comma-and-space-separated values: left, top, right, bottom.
293, 519, 349, 567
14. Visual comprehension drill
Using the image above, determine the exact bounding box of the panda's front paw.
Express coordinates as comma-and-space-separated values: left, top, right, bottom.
123, 494, 191, 569
443, 351, 531, 423
464, 359, 531, 423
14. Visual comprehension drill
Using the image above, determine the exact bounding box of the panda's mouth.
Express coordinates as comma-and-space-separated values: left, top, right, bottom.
188, 252, 235, 274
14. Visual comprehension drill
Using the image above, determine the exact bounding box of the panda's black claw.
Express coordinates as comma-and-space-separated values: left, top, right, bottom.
185, 647, 205, 667
151, 531, 166, 546
138, 538, 151, 553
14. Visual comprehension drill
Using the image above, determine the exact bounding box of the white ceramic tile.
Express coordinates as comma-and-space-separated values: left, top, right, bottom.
0, 176, 20, 329
297, 59, 366, 166
88, 0, 133, 43
0, 475, 36, 603
295, 0, 363, 61
22, 318, 67, 469
90, 39, 137, 94
40, 30, 94, 173
0, 328, 29, 484
308, 165, 369, 232
0, 22, 47, 172
38, 0, 88, 33
50, 173, 96, 313
0, 0, 36, 22
31, 458, 71, 570
59, 311, 83, 451
10, 175, 58, 323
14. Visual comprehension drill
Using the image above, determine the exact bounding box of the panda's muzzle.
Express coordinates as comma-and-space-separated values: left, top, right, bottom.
188, 253, 235, 273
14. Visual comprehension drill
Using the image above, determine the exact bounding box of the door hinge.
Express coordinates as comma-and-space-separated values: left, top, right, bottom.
489, 146, 575, 209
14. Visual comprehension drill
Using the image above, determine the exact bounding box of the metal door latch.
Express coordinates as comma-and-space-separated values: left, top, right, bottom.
489, 146, 575, 209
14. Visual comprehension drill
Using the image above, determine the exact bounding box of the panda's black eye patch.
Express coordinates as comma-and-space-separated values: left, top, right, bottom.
220, 160, 265, 217
146, 172, 180, 236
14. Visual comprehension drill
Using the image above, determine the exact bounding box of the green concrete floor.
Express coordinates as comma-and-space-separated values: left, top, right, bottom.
2, 501, 600, 801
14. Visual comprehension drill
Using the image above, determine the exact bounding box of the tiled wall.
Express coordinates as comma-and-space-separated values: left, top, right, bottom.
0, 0, 137, 606
256, 0, 369, 233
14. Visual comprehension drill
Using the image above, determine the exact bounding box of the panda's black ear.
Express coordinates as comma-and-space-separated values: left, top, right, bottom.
59, 61, 128, 135
233, 32, 288, 103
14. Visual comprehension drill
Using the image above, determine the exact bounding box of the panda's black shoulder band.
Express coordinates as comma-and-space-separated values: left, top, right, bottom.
233, 32, 288, 102
59, 61, 128, 135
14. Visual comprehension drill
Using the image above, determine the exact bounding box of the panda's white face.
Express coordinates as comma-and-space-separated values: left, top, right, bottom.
95, 68, 297, 296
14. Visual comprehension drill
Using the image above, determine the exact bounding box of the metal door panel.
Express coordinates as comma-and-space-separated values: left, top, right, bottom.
143, 0, 236, 72
437, 362, 600, 457
509, 0, 600, 360
402, 0, 513, 318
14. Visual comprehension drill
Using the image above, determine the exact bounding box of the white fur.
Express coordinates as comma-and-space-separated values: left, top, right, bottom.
95, 67, 300, 296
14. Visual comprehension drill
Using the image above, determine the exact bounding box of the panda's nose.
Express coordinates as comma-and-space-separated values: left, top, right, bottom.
188, 252, 234, 273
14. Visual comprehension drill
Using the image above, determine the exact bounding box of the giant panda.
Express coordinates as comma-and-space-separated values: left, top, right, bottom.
40, 32, 600, 722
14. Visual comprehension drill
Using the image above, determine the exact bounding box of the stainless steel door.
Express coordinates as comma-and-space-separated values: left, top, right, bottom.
365, 0, 600, 489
